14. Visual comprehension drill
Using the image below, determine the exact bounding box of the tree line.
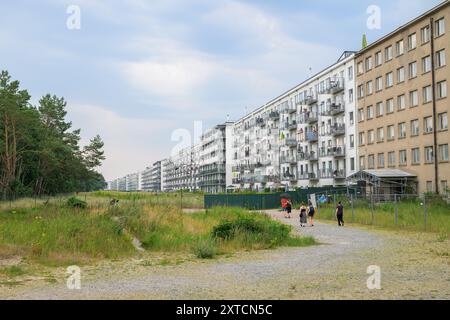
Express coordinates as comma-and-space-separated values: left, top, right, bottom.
0, 70, 106, 199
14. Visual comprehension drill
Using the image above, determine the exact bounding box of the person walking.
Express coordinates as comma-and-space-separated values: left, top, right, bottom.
285, 199, 292, 218
299, 202, 307, 227
307, 200, 315, 227
336, 201, 344, 226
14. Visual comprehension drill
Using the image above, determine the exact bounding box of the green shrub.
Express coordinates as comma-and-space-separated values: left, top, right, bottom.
192, 239, 217, 259
66, 197, 87, 209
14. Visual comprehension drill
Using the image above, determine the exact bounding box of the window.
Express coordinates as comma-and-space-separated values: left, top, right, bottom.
436, 49, 446, 67
385, 46, 393, 61
410, 90, 419, 107
425, 146, 434, 163
368, 130, 374, 144
422, 55, 431, 73
350, 134, 355, 148
397, 67, 405, 83
358, 108, 365, 122
349, 111, 354, 125
359, 156, 365, 170
437, 81, 447, 99
366, 81, 373, 95
350, 157, 355, 171
408, 33, 417, 50
387, 125, 395, 140
368, 154, 375, 169
439, 144, 449, 161
375, 51, 382, 66
349, 89, 354, 103
358, 84, 364, 98
388, 152, 395, 167
386, 98, 394, 113
421, 25, 430, 43
375, 76, 383, 91
398, 122, 406, 138
357, 61, 364, 75
426, 181, 433, 193
438, 112, 448, 130
384, 46, 393, 62
377, 127, 384, 142
411, 119, 419, 136
377, 153, 385, 168
412, 148, 420, 164
399, 150, 407, 165
409, 61, 417, 78
365, 56, 372, 71
397, 95, 405, 110
348, 66, 354, 80
423, 85, 432, 103
435, 18, 445, 37
441, 180, 448, 193
395, 39, 404, 56
367, 105, 374, 119
376, 101, 384, 117
424, 116, 433, 133
358, 132, 365, 145
386, 72, 393, 87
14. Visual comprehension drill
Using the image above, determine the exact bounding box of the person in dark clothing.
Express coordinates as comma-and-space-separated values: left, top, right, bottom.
336, 201, 344, 226
285, 199, 292, 218
307, 200, 315, 227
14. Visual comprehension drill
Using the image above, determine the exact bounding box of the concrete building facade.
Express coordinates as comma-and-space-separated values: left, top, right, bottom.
355, 1, 449, 193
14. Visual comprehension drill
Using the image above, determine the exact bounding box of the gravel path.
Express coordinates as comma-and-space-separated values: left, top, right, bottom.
3, 210, 449, 299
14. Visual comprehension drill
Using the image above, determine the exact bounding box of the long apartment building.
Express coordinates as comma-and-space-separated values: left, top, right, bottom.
107, 2, 449, 195
231, 51, 357, 191
355, 1, 449, 194
161, 122, 233, 192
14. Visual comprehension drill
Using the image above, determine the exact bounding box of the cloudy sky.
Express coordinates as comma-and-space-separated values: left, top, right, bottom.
0, 0, 442, 180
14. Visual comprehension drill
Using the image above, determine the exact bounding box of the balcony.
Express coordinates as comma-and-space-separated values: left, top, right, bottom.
321, 103, 345, 116
288, 121, 298, 130
269, 111, 280, 120
285, 138, 298, 147
280, 156, 297, 164
306, 131, 318, 142
331, 124, 345, 136
330, 146, 345, 157
282, 173, 297, 181
333, 169, 346, 179
329, 78, 345, 94
319, 169, 333, 179
308, 172, 319, 181
298, 151, 318, 161
305, 95, 318, 105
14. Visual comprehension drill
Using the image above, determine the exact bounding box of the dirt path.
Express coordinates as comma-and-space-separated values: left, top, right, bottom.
2, 210, 449, 299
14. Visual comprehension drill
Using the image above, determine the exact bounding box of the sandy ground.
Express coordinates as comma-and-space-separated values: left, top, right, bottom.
1, 210, 449, 299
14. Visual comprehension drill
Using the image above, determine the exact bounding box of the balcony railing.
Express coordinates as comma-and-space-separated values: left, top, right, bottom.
297, 151, 318, 161
285, 138, 298, 147
269, 111, 280, 120
280, 156, 297, 164
306, 132, 318, 142
321, 77, 345, 95
321, 103, 345, 116
282, 173, 297, 181
305, 95, 318, 105
333, 169, 346, 179
331, 124, 345, 136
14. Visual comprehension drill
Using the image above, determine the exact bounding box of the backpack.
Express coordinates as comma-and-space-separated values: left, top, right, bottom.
309, 206, 315, 214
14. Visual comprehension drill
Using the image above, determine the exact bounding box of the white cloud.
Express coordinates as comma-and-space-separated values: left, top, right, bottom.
67, 103, 172, 180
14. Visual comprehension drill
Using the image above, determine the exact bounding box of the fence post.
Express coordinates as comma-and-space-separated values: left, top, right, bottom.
351, 194, 354, 222
423, 194, 427, 231
371, 194, 374, 225
333, 193, 336, 221
394, 194, 398, 226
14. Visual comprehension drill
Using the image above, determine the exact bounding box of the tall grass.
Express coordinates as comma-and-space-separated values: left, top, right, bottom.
0, 205, 135, 265
90, 191, 204, 209
0, 198, 315, 265
316, 195, 450, 233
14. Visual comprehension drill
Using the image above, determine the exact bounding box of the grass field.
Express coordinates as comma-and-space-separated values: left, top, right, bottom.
0, 195, 314, 268
314, 195, 450, 234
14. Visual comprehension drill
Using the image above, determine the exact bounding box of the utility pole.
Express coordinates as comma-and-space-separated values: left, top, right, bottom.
430, 17, 439, 194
